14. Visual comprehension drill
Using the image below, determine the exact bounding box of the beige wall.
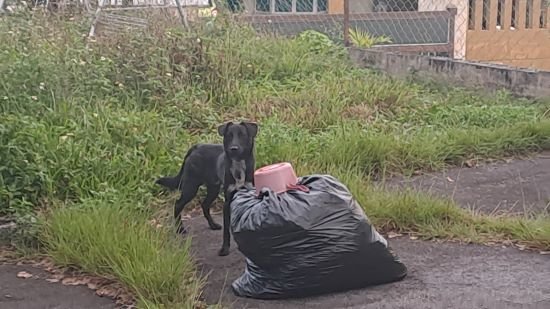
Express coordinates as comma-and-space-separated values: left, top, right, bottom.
418, 0, 467, 59
466, 0, 550, 71
243, 0, 254, 12
328, 0, 344, 13
329, 0, 374, 14
466, 29, 550, 71
350, 0, 374, 13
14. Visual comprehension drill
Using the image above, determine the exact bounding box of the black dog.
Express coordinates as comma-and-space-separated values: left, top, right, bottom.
156, 121, 258, 256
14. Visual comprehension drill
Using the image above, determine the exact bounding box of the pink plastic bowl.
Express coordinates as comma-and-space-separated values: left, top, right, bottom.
254, 162, 298, 196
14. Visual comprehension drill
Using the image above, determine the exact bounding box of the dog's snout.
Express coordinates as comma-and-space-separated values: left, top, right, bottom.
229, 146, 240, 152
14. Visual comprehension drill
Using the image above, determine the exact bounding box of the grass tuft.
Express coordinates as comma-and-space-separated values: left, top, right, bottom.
42, 200, 202, 308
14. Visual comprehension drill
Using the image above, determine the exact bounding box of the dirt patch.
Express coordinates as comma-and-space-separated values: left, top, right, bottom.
187, 215, 550, 309
0, 264, 116, 309
385, 152, 550, 215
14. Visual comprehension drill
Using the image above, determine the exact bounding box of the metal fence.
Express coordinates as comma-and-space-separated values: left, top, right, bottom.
17, 0, 550, 69
237, 0, 469, 59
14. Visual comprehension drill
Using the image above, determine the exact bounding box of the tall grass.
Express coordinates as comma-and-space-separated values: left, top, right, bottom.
42, 199, 202, 308
1, 9, 549, 308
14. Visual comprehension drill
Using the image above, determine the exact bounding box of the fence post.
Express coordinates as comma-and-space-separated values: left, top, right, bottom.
174, 0, 189, 29
343, 0, 350, 46
532, 0, 541, 29
447, 5, 457, 59
517, 0, 527, 29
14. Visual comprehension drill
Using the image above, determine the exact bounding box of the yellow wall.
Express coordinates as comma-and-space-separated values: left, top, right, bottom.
328, 0, 373, 14
466, 0, 550, 71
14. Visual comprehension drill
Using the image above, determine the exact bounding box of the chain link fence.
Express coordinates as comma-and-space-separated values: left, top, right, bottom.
237, 0, 467, 59
5, 0, 549, 69
235, 0, 550, 67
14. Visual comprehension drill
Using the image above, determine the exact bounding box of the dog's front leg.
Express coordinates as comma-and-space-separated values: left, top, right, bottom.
218, 188, 233, 256
245, 158, 255, 186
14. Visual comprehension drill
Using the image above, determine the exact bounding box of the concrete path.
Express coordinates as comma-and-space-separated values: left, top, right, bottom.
0, 264, 115, 309
386, 152, 550, 215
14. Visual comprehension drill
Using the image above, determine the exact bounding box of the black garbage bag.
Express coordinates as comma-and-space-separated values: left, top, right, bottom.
230, 174, 407, 300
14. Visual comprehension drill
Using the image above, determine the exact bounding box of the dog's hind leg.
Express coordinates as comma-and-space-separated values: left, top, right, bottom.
202, 185, 222, 230
174, 181, 200, 234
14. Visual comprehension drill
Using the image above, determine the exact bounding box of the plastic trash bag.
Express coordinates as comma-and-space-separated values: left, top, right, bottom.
230, 174, 407, 299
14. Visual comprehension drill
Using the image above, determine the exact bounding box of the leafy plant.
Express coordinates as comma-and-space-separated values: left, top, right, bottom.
349, 27, 392, 48
296, 29, 345, 55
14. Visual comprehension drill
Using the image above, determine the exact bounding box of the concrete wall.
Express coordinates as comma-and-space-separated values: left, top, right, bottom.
349, 47, 550, 98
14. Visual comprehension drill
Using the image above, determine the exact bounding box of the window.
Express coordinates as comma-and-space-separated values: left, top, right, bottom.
275, 0, 292, 12
296, 0, 313, 12
317, 0, 327, 11
257, 0, 327, 13
256, 0, 270, 11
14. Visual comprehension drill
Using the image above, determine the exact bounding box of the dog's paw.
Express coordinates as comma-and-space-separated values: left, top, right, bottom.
218, 247, 229, 256
209, 223, 222, 230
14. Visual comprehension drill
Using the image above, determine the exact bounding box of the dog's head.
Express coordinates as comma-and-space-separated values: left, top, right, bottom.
217, 121, 258, 159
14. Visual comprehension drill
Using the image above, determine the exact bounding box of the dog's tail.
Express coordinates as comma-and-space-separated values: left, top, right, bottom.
155, 145, 197, 190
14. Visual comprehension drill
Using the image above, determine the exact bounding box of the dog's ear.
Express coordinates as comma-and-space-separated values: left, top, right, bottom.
217, 122, 232, 136
241, 122, 258, 138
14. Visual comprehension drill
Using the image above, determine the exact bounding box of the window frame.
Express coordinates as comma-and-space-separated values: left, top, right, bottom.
255, 0, 328, 14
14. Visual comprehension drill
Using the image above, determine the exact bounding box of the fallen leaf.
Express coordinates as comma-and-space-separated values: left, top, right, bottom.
86, 277, 109, 290
46, 278, 60, 283
516, 244, 527, 251
409, 236, 418, 240
62, 277, 89, 286
446, 176, 455, 182
96, 285, 120, 298
540, 251, 550, 255
464, 159, 476, 168
387, 231, 402, 239
33, 259, 56, 272
116, 291, 135, 306
49, 274, 64, 280
17, 271, 33, 279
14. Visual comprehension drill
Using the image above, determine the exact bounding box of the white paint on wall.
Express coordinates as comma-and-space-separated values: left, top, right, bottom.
419, 0, 467, 59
